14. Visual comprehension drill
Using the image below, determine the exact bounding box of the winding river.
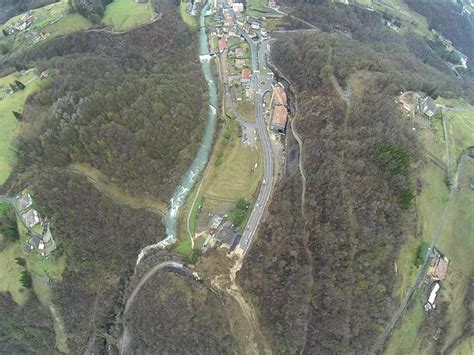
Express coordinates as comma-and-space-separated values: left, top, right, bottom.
137, 0, 217, 264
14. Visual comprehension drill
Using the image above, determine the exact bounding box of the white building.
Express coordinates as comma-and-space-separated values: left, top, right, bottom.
232, 2, 244, 12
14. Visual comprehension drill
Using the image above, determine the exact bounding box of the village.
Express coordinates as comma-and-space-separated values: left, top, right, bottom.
179, 0, 291, 258
15, 192, 57, 257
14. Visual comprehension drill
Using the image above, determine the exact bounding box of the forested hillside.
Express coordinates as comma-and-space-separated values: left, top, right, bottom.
286, 2, 474, 101
125, 271, 239, 353
237, 2, 471, 352
1, 1, 208, 352
0, 0, 58, 24
70, 0, 113, 23
15, 4, 206, 200
405, 0, 474, 60
0, 292, 55, 353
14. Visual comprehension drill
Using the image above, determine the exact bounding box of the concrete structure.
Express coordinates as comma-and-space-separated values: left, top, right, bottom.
22, 209, 41, 228
210, 215, 223, 229
18, 194, 33, 211
428, 282, 440, 304
232, 2, 244, 12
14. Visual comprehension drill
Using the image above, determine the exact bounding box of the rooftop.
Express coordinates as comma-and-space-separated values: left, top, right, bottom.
273, 85, 287, 106
272, 105, 288, 128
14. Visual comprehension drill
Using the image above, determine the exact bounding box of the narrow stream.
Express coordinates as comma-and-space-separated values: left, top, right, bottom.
137, 0, 217, 264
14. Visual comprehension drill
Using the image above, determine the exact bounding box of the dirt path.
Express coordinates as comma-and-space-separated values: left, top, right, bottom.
67, 164, 166, 216
119, 261, 195, 354
268, 61, 307, 219
220, 261, 273, 355
370, 153, 473, 354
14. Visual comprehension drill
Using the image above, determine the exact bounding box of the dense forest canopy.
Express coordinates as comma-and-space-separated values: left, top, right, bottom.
1, 1, 209, 352
239, 31, 420, 353
126, 271, 239, 353
233, 0, 474, 351
0, 292, 55, 353
69, 0, 113, 23
14, 2, 207, 201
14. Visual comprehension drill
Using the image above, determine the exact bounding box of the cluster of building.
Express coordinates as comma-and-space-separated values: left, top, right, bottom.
16, 192, 56, 256
3, 12, 34, 36
202, 214, 240, 253
399, 93, 439, 118
271, 83, 288, 134
424, 248, 449, 312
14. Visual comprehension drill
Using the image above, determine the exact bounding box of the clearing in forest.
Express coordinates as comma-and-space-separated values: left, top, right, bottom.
0, 70, 43, 185
68, 162, 167, 216
103, 0, 154, 32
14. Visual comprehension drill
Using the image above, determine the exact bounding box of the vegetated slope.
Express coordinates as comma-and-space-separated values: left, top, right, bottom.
236, 4, 474, 350
0, 291, 55, 353
15, 5, 207, 201
70, 0, 113, 23
286, 1, 474, 101
126, 271, 239, 353
0, 0, 58, 24
1, 3, 207, 353
405, 0, 474, 60
23, 169, 163, 352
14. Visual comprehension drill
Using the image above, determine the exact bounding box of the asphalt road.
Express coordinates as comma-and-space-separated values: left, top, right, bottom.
227, 8, 275, 255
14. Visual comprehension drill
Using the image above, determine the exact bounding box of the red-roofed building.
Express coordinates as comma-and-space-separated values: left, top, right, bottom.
271, 105, 288, 133
241, 68, 251, 82
219, 36, 228, 52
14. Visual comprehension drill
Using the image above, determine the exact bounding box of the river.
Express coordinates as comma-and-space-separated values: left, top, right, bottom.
137, 0, 217, 264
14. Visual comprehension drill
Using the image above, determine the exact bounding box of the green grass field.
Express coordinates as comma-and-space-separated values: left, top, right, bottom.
388, 137, 473, 352
0, 201, 65, 306
437, 161, 474, 351
453, 337, 474, 355
201, 120, 263, 202
0, 1, 92, 56
103, 0, 154, 31
236, 100, 256, 122
0, 242, 30, 304
384, 299, 425, 355
0, 70, 43, 185
353, 0, 431, 37
179, 1, 197, 30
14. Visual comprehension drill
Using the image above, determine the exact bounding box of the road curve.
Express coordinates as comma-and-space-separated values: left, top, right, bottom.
124, 261, 187, 314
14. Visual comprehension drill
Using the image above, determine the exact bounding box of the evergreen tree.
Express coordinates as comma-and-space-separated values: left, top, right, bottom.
12, 111, 22, 120
15, 80, 25, 90
15, 257, 27, 267
20, 270, 32, 289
